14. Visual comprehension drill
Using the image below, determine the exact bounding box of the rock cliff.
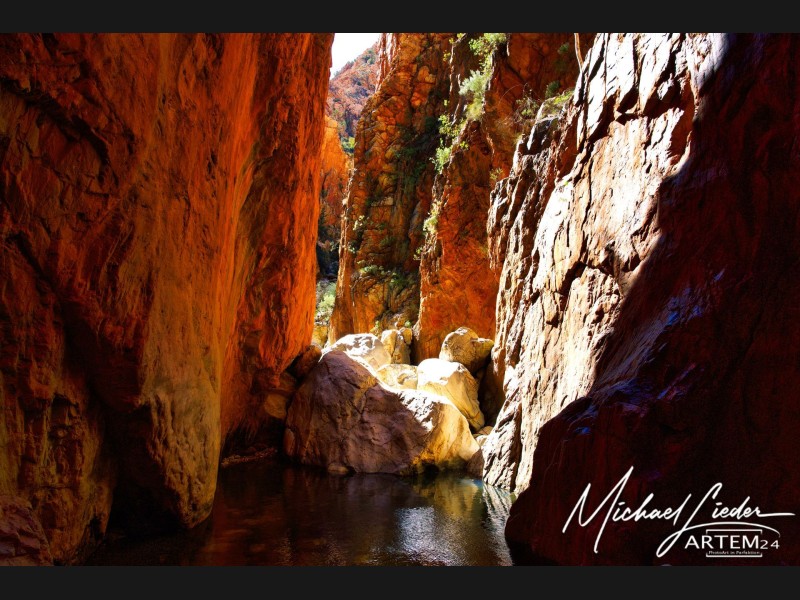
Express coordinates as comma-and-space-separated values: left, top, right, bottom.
330, 33, 581, 369
0, 33, 331, 562
317, 116, 350, 277
327, 43, 379, 145
480, 33, 800, 565
329, 33, 452, 341
416, 33, 580, 369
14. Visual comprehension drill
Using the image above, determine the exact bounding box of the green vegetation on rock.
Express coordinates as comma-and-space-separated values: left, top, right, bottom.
315, 280, 336, 323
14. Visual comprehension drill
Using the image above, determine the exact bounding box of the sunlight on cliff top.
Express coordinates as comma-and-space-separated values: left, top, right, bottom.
331, 33, 380, 76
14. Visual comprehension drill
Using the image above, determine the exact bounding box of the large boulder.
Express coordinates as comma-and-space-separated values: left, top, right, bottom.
417, 358, 485, 430
289, 345, 322, 381
376, 364, 419, 390
284, 351, 478, 474
381, 329, 411, 364
323, 333, 391, 372
439, 327, 494, 374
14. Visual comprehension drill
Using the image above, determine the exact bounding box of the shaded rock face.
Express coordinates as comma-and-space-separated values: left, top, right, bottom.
0, 33, 332, 561
480, 33, 800, 565
317, 116, 351, 277
0, 496, 53, 566
329, 33, 452, 342
415, 33, 581, 360
284, 351, 479, 475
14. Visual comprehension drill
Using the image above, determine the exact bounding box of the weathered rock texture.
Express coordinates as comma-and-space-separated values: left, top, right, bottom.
329, 33, 452, 342
415, 33, 580, 360
327, 42, 379, 143
284, 351, 479, 474
376, 363, 418, 390
323, 333, 391, 372
481, 33, 800, 565
0, 495, 54, 565
0, 33, 332, 562
418, 358, 484, 430
330, 33, 581, 356
439, 327, 493, 374
317, 116, 351, 277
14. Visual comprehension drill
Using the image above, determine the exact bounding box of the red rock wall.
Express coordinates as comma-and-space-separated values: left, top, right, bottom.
416, 33, 579, 366
318, 116, 351, 276
0, 33, 331, 562
327, 43, 379, 143
482, 33, 800, 565
329, 33, 452, 341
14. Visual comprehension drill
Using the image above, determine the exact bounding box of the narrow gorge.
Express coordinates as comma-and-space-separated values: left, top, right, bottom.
1, 32, 798, 566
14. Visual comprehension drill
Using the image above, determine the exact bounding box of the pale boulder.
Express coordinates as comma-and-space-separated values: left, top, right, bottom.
323, 333, 391, 372
439, 327, 494, 374
417, 358, 485, 430
376, 364, 418, 390
381, 329, 398, 355
284, 351, 478, 474
381, 328, 412, 364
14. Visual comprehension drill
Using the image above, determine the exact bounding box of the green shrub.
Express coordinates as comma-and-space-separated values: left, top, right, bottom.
342, 136, 355, 154
389, 270, 411, 292
315, 280, 336, 323
545, 80, 561, 99
423, 201, 441, 236
459, 33, 507, 123
460, 69, 490, 121
490, 167, 504, 185
432, 114, 467, 174
433, 144, 452, 174
359, 264, 385, 277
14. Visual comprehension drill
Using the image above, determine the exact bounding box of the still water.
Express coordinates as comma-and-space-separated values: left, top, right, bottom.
89, 460, 514, 566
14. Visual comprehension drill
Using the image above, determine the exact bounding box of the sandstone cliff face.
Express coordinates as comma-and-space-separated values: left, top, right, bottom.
327, 43, 379, 144
0, 33, 331, 562
416, 33, 580, 369
330, 33, 581, 368
329, 33, 452, 342
318, 116, 351, 277
479, 33, 800, 565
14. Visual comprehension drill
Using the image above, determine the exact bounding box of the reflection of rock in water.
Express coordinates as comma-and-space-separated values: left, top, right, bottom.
88, 461, 512, 565
482, 482, 513, 529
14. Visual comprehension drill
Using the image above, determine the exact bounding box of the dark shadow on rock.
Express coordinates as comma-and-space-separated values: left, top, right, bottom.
507, 33, 800, 565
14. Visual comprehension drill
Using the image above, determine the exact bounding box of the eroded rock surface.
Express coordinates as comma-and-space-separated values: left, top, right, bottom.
0, 33, 331, 561
284, 351, 478, 474
418, 358, 484, 430
439, 327, 494, 374
478, 33, 800, 565
323, 333, 391, 372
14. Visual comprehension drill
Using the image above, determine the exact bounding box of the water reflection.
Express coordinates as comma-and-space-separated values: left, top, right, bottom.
89, 460, 513, 566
